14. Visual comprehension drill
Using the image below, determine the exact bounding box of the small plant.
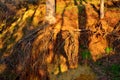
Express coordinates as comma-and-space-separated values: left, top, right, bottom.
81, 49, 91, 60
105, 47, 113, 54
80, 44, 91, 65
78, 5, 85, 14
81, 49, 91, 65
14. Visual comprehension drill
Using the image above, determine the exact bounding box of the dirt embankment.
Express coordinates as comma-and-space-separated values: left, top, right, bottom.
0, 0, 120, 80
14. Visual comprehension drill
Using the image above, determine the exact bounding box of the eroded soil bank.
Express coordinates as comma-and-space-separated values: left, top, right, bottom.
0, 0, 120, 80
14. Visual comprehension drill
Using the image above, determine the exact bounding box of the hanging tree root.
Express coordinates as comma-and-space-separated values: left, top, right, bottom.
7, 23, 51, 80
6, 21, 81, 79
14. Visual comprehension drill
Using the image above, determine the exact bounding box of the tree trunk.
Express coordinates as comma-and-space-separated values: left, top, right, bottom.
100, 0, 104, 19
46, 0, 56, 24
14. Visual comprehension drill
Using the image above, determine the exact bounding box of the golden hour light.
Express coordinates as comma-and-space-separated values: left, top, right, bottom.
0, 0, 120, 80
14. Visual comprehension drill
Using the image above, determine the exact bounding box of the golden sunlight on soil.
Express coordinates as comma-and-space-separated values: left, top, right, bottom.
0, 64, 6, 74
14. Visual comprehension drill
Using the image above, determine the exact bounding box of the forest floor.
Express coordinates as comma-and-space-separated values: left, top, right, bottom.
0, 0, 120, 80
